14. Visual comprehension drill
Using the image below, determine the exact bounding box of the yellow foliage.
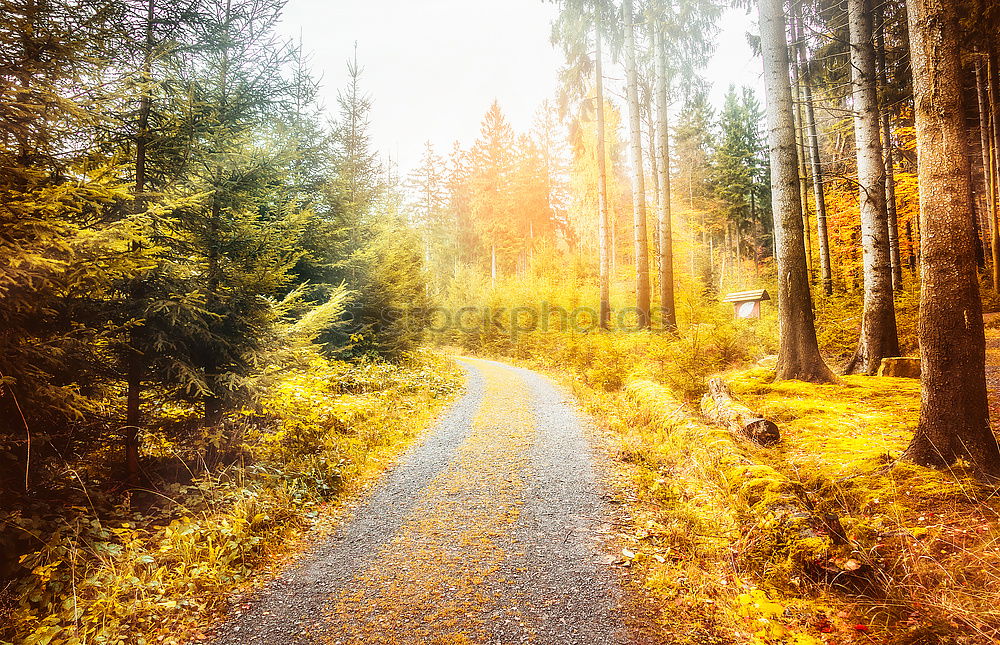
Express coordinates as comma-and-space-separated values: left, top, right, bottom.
3, 349, 462, 645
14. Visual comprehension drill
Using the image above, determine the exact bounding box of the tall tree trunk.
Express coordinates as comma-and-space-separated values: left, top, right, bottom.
875, 5, 903, 290
491, 244, 497, 287
611, 213, 617, 272
757, 0, 837, 383
989, 48, 1000, 290
792, 3, 832, 296
125, 0, 157, 483
906, 220, 917, 271
790, 53, 813, 280
978, 53, 1000, 290
647, 109, 661, 281
595, 20, 611, 330
845, 0, 899, 375
903, 0, 1000, 479
623, 0, 651, 329
654, 21, 676, 331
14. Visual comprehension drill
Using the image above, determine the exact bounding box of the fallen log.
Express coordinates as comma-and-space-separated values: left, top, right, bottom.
700, 377, 780, 446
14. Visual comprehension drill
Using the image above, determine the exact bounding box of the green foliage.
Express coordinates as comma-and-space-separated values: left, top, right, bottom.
0, 0, 431, 481
0, 2, 445, 641
711, 86, 771, 254
1, 349, 461, 644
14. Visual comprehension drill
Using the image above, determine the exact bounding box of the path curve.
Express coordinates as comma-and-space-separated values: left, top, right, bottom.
208, 357, 651, 644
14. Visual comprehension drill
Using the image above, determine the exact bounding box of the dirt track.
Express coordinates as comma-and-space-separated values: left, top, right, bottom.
208, 357, 659, 644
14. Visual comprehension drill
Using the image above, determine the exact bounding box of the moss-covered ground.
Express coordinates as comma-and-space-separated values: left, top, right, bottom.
487, 343, 1000, 644
724, 366, 1000, 642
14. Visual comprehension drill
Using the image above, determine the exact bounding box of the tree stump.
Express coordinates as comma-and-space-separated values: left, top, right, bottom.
700, 377, 780, 446
876, 357, 920, 378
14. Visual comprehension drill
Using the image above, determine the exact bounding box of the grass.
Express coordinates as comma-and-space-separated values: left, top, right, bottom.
722, 365, 1000, 642
729, 367, 920, 477
450, 265, 1000, 642
545, 358, 1000, 643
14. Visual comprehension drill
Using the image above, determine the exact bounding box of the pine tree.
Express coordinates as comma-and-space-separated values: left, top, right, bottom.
407, 141, 451, 291
469, 101, 518, 282
101, 0, 204, 480
175, 0, 299, 427
712, 87, 770, 263
332, 47, 382, 223
0, 0, 132, 487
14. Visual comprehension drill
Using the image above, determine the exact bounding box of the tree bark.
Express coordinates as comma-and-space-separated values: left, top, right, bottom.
624, 0, 651, 329
595, 19, 611, 330
875, 4, 903, 291
989, 48, 1000, 291
792, 3, 832, 296
903, 0, 1000, 479
790, 49, 813, 281
647, 108, 661, 279
845, 0, 899, 375
701, 377, 780, 446
654, 21, 676, 331
757, 0, 836, 383
976, 53, 999, 290
124, 0, 157, 483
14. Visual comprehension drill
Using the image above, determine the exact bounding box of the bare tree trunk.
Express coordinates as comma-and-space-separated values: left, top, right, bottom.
647, 108, 661, 280
595, 21, 611, 330
611, 213, 617, 272
989, 48, 1000, 290
654, 21, 676, 331
976, 53, 999, 290
624, 0, 651, 329
903, 0, 1000, 479
757, 0, 837, 383
790, 53, 813, 281
491, 244, 497, 287
792, 3, 832, 295
875, 4, 903, 291
845, 0, 899, 375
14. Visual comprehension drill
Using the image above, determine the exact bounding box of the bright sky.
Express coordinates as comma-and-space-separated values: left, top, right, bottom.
277, 1, 764, 176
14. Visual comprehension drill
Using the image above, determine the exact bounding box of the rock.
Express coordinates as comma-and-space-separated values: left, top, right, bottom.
877, 357, 920, 379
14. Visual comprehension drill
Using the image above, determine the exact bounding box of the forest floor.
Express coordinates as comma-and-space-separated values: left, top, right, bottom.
204, 357, 667, 645
197, 323, 1000, 645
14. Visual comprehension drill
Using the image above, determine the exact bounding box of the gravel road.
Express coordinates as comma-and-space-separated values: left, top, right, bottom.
207, 357, 653, 644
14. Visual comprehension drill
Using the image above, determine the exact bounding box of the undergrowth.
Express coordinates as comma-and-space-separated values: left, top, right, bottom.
441, 265, 997, 643
0, 349, 461, 645
728, 367, 1000, 642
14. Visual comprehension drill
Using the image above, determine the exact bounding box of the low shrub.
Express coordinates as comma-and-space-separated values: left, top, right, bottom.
1, 349, 461, 645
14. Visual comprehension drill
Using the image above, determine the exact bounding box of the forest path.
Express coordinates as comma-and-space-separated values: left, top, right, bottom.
207, 357, 657, 645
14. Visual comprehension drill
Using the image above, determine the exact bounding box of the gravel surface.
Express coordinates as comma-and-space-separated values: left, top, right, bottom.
207, 357, 647, 644
500, 363, 626, 644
